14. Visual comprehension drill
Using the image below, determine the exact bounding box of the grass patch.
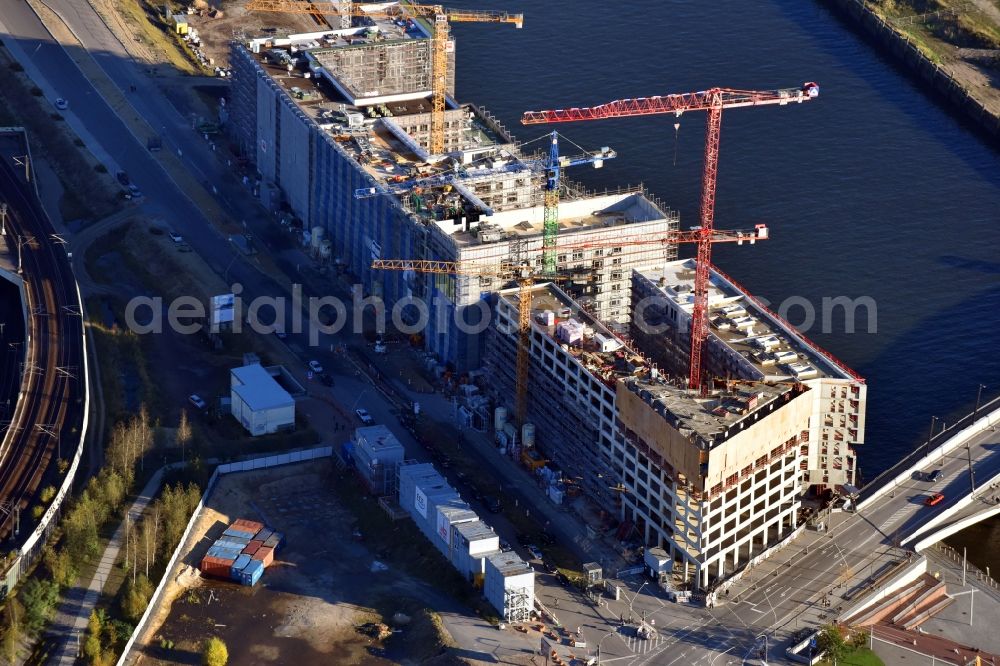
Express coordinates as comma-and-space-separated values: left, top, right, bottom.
84, 295, 159, 424
818, 646, 884, 666
107, 0, 201, 75
872, 0, 1000, 56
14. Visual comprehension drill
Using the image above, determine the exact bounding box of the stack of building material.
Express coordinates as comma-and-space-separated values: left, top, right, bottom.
556, 319, 584, 344
199, 518, 281, 586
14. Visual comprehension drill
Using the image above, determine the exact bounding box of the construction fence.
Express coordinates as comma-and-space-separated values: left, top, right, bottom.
114, 446, 333, 666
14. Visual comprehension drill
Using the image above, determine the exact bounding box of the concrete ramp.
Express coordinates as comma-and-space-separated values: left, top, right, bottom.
900, 595, 954, 631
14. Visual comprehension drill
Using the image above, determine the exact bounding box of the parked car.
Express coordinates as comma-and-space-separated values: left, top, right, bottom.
54, 98, 68, 110
116, 171, 131, 187
308, 360, 324, 373
168, 231, 183, 243
188, 394, 206, 410
355, 408, 374, 425
543, 561, 558, 574
924, 492, 945, 507
926, 469, 942, 482
127, 184, 142, 198
526, 544, 543, 560
499, 538, 511, 552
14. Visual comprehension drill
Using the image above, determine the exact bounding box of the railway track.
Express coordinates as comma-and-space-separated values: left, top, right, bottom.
0, 157, 83, 543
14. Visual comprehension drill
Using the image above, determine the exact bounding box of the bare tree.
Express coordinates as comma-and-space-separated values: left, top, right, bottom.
177, 410, 192, 463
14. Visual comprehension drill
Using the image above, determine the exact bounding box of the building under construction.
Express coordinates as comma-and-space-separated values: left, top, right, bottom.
228, 3, 678, 370
486, 264, 866, 591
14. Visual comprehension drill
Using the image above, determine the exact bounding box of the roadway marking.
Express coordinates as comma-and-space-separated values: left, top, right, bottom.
880, 505, 910, 530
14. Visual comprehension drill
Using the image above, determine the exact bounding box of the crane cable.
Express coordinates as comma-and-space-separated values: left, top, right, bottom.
673, 122, 680, 167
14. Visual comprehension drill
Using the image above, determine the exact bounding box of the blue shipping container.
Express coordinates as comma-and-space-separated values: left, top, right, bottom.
223, 533, 253, 544
214, 539, 247, 551
223, 528, 256, 541
230, 554, 252, 580
208, 544, 242, 561
256, 528, 274, 543
240, 558, 264, 586
263, 532, 286, 552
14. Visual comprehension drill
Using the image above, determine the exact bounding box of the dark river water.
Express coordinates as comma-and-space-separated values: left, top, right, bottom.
448, 0, 1000, 572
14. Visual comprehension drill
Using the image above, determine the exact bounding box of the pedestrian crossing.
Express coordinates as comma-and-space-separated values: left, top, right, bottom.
621, 631, 663, 654
880, 505, 910, 531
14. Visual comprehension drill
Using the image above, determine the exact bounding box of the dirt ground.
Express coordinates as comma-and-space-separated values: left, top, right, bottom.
189, 0, 331, 67
132, 460, 467, 665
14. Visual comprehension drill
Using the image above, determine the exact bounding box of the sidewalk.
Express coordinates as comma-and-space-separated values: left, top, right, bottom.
47, 465, 175, 665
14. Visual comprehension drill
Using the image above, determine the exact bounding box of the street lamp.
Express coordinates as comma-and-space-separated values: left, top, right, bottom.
710, 644, 735, 666
626, 581, 649, 623
925, 415, 938, 457
975, 384, 987, 418
595, 630, 618, 665
351, 390, 369, 413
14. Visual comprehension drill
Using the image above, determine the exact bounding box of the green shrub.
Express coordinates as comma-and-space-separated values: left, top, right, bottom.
202, 636, 228, 666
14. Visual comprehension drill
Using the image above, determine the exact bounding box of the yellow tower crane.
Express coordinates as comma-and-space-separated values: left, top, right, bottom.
246, 1, 523, 155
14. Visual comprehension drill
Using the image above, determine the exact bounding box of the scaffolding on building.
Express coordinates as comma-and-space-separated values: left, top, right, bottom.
503, 586, 531, 624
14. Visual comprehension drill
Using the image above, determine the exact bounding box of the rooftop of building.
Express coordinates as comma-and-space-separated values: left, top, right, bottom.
230, 363, 294, 411
439, 189, 671, 248
496, 281, 806, 446
238, 34, 675, 246
636, 259, 864, 383
354, 425, 405, 454
498, 282, 650, 390
620, 373, 803, 448
455, 520, 496, 543
486, 550, 531, 577
438, 504, 476, 522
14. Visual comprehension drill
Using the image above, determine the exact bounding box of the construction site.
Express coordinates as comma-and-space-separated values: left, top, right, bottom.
225, 1, 869, 592
227, 0, 679, 371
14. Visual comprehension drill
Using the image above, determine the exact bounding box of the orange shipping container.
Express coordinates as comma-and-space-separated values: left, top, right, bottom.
200, 555, 235, 578
232, 518, 264, 535
252, 546, 274, 567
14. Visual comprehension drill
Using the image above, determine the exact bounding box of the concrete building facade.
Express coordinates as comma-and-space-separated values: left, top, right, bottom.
229, 363, 295, 436
487, 272, 867, 591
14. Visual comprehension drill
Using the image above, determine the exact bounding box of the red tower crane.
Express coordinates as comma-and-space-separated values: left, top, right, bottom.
522, 82, 819, 390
